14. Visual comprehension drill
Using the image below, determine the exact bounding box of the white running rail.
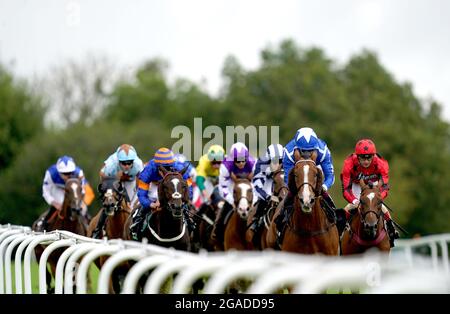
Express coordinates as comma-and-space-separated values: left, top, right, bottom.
1, 224, 449, 294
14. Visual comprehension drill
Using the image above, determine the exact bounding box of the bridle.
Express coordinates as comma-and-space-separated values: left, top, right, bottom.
160, 171, 189, 219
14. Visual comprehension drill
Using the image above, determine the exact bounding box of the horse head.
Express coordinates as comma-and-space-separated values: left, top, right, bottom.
63, 178, 84, 221
98, 178, 125, 216
289, 152, 323, 214
272, 168, 288, 202
358, 179, 383, 239
231, 173, 253, 219
158, 165, 190, 219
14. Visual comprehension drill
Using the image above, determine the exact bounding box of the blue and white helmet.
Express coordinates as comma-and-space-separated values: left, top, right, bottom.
174, 153, 187, 164
264, 144, 284, 162
294, 127, 319, 151
116, 144, 137, 162
56, 156, 76, 173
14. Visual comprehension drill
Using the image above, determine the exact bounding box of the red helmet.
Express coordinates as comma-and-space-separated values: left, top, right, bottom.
355, 139, 376, 155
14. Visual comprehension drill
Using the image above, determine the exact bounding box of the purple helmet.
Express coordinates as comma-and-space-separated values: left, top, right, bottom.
229, 142, 249, 162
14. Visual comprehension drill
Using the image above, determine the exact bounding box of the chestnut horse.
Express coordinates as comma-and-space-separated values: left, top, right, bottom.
32, 178, 88, 293
246, 169, 289, 250
222, 176, 253, 251
341, 180, 390, 254
266, 153, 339, 255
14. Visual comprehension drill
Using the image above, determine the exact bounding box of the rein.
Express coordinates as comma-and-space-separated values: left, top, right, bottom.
347, 207, 386, 246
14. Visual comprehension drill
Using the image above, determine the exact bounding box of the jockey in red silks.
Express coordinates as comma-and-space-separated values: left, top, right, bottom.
340, 138, 399, 247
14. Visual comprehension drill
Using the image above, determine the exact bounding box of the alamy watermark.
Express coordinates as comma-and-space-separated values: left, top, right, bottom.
171, 118, 280, 161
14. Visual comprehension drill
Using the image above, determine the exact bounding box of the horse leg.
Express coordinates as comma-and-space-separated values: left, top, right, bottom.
191, 277, 204, 294
111, 271, 120, 294
47, 261, 57, 294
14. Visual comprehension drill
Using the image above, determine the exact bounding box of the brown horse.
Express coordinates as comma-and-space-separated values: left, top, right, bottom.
87, 178, 132, 293
124, 166, 191, 251
266, 153, 339, 255
32, 178, 88, 293
341, 180, 390, 254
191, 186, 223, 252
88, 178, 131, 240
222, 177, 253, 251
246, 169, 289, 250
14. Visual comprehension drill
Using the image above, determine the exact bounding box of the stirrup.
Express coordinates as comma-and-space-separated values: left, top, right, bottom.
92, 228, 102, 239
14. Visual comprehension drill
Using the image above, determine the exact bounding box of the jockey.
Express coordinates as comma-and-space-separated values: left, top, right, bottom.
340, 138, 399, 247
249, 144, 285, 232
129, 147, 192, 240
174, 153, 197, 184
99, 144, 144, 205
92, 144, 144, 238
195, 145, 225, 204
37, 155, 95, 231
275, 127, 336, 232
210, 142, 256, 243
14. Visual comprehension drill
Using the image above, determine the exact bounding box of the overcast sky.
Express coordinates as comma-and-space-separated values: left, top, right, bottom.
1, 0, 449, 121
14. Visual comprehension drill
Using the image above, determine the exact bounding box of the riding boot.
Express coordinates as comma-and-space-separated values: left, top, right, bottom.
130, 206, 150, 241
185, 204, 197, 233
36, 207, 56, 232
92, 209, 108, 239
250, 199, 268, 232
322, 190, 337, 210
386, 219, 399, 248
275, 195, 293, 234
334, 208, 347, 237
211, 202, 232, 242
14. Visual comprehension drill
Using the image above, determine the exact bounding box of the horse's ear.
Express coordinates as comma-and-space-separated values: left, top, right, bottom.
294, 149, 301, 163
159, 165, 169, 176
180, 164, 189, 176
360, 178, 367, 190
113, 181, 124, 193
311, 150, 318, 162
316, 168, 324, 195
288, 168, 297, 194
97, 183, 104, 194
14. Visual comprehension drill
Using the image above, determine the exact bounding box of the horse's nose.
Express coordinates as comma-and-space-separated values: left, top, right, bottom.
300, 197, 314, 207
364, 222, 377, 233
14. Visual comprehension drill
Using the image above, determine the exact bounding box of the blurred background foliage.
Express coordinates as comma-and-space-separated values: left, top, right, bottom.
1, 39, 449, 236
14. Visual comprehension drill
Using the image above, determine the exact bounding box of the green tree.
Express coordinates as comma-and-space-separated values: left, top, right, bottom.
0, 65, 45, 169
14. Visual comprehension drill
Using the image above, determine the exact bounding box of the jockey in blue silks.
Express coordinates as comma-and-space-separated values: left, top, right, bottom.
275, 127, 337, 233
129, 147, 192, 240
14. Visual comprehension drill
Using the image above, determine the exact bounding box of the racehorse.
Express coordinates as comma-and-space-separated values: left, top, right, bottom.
88, 178, 131, 240
191, 186, 223, 252
32, 178, 88, 293
122, 166, 192, 293
123, 166, 191, 251
246, 168, 289, 250
266, 151, 339, 255
340, 180, 391, 254
222, 175, 253, 251
87, 178, 132, 293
